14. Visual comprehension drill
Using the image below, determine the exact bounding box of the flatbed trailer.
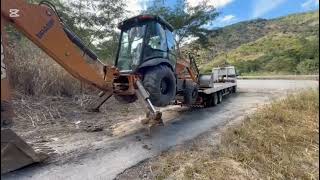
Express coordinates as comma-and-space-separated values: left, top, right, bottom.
195, 82, 237, 107
194, 66, 238, 107
199, 82, 237, 94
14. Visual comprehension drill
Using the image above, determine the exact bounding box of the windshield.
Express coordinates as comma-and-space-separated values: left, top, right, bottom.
117, 25, 146, 71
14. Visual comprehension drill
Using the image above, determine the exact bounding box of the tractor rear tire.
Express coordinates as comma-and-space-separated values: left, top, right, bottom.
143, 65, 176, 107
184, 81, 199, 105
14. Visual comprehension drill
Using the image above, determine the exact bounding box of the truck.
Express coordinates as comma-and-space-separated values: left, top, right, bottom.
178, 63, 238, 108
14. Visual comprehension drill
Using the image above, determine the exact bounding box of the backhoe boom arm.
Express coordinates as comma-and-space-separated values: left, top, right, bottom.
1, 0, 118, 173
1, 0, 116, 94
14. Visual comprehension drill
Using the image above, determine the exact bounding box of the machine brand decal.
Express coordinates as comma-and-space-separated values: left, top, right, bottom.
1, 35, 7, 80
36, 18, 54, 39
9, 9, 20, 17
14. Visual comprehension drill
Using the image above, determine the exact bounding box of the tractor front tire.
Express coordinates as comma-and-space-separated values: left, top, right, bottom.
143, 65, 176, 107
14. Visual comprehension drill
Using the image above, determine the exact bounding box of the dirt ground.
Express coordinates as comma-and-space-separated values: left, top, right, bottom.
10, 92, 145, 163
10, 92, 189, 164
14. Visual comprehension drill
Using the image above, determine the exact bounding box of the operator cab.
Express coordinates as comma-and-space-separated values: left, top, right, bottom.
115, 15, 176, 73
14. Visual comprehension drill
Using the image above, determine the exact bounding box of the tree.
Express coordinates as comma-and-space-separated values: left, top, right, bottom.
145, 0, 219, 56
65, 0, 125, 40
27, 0, 126, 62
61, 0, 126, 62
95, 32, 120, 63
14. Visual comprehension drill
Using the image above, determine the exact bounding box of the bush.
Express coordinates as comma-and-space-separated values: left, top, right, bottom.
297, 59, 319, 74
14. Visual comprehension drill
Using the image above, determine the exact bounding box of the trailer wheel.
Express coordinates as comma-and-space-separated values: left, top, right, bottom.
212, 93, 218, 106
232, 86, 237, 93
202, 95, 211, 107
217, 91, 223, 104
184, 81, 199, 105
203, 99, 210, 107
143, 65, 176, 107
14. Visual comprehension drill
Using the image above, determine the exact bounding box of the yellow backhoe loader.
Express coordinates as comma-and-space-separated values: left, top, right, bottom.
1, 0, 202, 174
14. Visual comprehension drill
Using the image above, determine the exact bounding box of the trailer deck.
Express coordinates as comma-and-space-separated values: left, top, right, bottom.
199, 82, 237, 95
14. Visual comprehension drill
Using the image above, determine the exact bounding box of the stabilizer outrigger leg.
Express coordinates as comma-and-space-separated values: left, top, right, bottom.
85, 79, 162, 134
135, 80, 163, 129
86, 91, 113, 112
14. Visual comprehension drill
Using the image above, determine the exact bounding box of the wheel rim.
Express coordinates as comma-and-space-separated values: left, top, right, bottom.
160, 78, 170, 94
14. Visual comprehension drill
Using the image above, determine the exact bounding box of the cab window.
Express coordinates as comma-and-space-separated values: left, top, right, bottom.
166, 30, 175, 53
166, 30, 176, 62
144, 22, 167, 60
146, 23, 167, 51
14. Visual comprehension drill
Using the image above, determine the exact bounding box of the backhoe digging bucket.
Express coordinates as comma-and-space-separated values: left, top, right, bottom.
1, 129, 48, 174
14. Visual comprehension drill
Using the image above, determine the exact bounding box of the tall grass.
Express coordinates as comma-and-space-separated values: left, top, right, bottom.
150, 89, 319, 180
8, 38, 92, 96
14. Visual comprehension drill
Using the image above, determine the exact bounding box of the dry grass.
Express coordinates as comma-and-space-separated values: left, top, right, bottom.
11, 92, 94, 130
150, 89, 319, 180
8, 38, 93, 96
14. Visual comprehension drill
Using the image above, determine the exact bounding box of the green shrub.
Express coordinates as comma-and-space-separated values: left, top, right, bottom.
297, 59, 319, 74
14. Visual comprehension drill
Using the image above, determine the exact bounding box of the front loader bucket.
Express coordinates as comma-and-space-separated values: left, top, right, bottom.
1, 129, 47, 174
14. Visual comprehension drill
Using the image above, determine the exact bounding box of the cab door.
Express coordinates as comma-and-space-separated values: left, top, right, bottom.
165, 29, 177, 68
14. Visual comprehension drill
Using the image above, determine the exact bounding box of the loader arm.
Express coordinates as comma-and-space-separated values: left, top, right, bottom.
1, 0, 118, 174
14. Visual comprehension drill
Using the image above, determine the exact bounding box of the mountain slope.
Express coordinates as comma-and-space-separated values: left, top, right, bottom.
191, 11, 319, 74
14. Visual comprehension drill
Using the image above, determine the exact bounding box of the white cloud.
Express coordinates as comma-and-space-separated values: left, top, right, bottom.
220, 14, 236, 22
301, 0, 319, 10
252, 0, 287, 18
126, 0, 150, 16
187, 0, 234, 8
212, 14, 237, 27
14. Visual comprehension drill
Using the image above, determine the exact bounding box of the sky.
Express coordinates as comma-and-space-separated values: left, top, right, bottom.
126, 0, 319, 28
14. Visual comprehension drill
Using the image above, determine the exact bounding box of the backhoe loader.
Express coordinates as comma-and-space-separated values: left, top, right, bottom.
1, 0, 201, 174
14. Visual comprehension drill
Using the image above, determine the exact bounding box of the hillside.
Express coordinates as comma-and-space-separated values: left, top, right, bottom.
191, 11, 319, 74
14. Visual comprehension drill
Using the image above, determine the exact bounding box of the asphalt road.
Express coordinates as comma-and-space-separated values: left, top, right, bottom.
2, 79, 318, 180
